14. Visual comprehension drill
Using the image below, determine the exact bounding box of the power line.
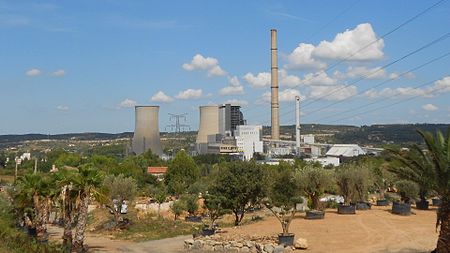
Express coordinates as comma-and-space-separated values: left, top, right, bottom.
309, 77, 442, 123
303, 50, 450, 117
302, 31, 450, 108
326, 76, 449, 124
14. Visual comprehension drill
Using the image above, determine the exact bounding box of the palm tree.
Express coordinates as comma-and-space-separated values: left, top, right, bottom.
15, 174, 51, 240
388, 144, 434, 206
389, 129, 449, 252
71, 166, 103, 253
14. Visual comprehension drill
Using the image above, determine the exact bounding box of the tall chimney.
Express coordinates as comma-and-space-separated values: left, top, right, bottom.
295, 96, 301, 156
271, 29, 280, 140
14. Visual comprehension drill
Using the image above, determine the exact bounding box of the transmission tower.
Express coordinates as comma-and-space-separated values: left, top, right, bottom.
166, 113, 190, 135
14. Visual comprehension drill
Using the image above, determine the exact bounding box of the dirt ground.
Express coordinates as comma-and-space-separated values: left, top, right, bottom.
48, 205, 439, 253
223, 206, 439, 253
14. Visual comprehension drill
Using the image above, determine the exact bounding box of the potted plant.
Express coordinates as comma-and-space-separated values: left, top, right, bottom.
182, 194, 201, 222
370, 162, 393, 206
264, 167, 302, 246
392, 180, 418, 216
335, 165, 356, 214
202, 194, 229, 236
388, 146, 434, 210
297, 165, 333, 219
353, 165, 371, 210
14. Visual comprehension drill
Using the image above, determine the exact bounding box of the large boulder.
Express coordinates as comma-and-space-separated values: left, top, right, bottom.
294, 238, 308, 249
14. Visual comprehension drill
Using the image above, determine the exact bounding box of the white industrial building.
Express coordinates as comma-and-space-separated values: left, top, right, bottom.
234, 125, 263, 160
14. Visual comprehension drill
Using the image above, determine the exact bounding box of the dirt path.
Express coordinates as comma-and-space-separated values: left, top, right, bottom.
48, 205, 439, 253
47, 226, 191, 253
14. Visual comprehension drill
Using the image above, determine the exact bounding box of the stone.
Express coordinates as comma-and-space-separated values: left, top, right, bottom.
192, 240, 203, 250
294, 238, 308, 249
273, 245, 285, 253
246, 241, 256, 248
214, 245, 224, 251
203, 245, 213, 251
185, 239, 194, 245
264, 244, 275, 253
232, 242, 244, 248
229, 246, 240, 252
241, 246, 250, 252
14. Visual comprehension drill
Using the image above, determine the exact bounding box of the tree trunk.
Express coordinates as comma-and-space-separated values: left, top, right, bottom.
436, 207, 450, 253
72, 193, 89, 253
234, 210, 240, 226
62, 199, 73, 250
312, 194, 320, 210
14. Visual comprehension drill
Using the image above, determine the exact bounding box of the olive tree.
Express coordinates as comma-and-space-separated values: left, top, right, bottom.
296, 165, 334, 210
102, 174, 137, 225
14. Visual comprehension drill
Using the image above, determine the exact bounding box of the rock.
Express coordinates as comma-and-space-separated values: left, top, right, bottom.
264, 244, 275, 253
273, 245, 285, 253
192, 240, 203, 250
246, 241, 256, 248
232, 242, 244, 248
214, 245, 224, 251
185, 239, 194, 245
229, 246, 240, 252
241, 246, 250, 252
203, 245, 213, 251
294, 238, 308, 249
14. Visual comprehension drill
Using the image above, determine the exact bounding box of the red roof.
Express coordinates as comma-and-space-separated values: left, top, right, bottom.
147, 167, 168, 174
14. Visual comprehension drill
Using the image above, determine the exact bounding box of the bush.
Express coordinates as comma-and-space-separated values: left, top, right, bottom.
395, 180, 419, 203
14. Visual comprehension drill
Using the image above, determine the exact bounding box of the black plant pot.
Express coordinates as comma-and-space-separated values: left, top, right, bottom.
278, 233, 295, 246
202, 228, 215, 236
392, 202, 411, 216
185, 216, 202, 222
415, 200, 429, 210
356, 202, 372, 210
376, 199, 389, 206
432, 198, 441, 206
305, 210, 325, 219
337, 204, 356, 214
27, 227, 37, 237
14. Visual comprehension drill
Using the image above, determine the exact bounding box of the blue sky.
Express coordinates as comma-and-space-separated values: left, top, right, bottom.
1, 0, 449, 134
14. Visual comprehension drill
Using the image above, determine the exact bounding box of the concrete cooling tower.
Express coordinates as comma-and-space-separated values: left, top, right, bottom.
196, 105, 219, 154
132, 106, 163, 156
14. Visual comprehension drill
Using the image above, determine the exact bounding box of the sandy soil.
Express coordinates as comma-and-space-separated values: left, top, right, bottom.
223, 206, 439, 253
48, 205, 439, 253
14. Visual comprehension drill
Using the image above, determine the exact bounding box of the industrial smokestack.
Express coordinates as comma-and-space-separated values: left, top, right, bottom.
295, 96, 301, 156
132, 106, 163, 156
196, 105, 220, 154
271, 29, 280, 140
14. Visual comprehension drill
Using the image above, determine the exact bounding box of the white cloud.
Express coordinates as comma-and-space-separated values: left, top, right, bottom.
309, 85, 358, 101
345, 66, 386, 79
220, 85, 244, 95
224, 99, 248, 106
26, 68, 41, 76
118, 98, 137, 108
302, 71, 337, 86
244, 72, 271, 88
284, 43, 327, 70
51, 69, 66, 77
151, 91, 174, 103
56, 105, 69, 111
220, 76, 245, 95
363, 76, 450, 98
313, 23, 384, 61
280, 69, 302, 87
262, 88, 304, 103
182, 54, 226, 76
175, 89, 203, 100
422, 104, 438, 111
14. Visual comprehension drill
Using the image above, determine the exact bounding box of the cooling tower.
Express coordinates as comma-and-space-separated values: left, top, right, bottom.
271, 29, 280, 140
196, 105, 219, 154
132, 106, 163, 156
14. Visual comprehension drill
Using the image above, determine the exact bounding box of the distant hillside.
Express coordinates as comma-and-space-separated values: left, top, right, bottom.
264, 123, 449, 146
0, 124, 448, 148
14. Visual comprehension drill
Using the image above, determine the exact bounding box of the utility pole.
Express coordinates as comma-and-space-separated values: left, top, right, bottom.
34, 157, 38, 174
166, 113, 190, 135
14, 157, 21, 184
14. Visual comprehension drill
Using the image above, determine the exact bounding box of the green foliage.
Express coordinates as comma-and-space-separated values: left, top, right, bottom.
297, 165, 334, 210
180, 194, 198, 216
335, 163, 371, 204
165, 150, 200, 195
102, 174, 137, 224
170, 200, 187, 220
203, 193, 231, 229
209, 161, 266, 226
395, 180, 419, 203
54, 152, 82, 168
264, 165, 302, 235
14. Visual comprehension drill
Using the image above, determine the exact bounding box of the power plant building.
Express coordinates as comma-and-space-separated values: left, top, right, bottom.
235, 125, 263, 160
196, 104, 246, 155
132, 106, 163, 156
